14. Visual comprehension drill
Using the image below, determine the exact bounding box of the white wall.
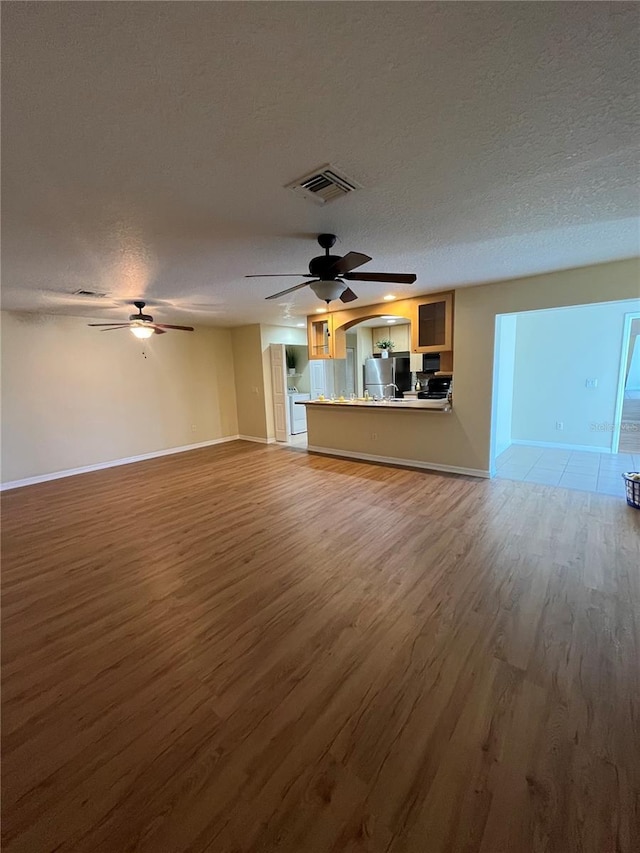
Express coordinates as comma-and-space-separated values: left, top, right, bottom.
1, 312, 239, 484
492, 314, 517, 458
510, 299, 640, 450
286, 344, 309, 393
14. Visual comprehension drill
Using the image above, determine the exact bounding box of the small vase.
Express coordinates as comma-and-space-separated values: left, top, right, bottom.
381, 350, 389, 359
288, 368, 296, 375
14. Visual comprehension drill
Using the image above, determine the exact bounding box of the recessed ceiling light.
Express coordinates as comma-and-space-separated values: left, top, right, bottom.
316, 308, 327, 313
383, 294, 396, 301
387, 319, 397, 324
296, 322, 305, 327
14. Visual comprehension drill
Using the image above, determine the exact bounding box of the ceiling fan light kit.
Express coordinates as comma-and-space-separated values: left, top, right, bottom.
130, 323, 154, 339
88, 301, 194, 337
310, 279, 347, 303
246, 234, 417, 305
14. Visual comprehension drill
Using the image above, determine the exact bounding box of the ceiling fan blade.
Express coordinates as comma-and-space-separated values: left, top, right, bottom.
99, 326, 130, 331
245, 274, 312, 278
343, 272, 417, 284
152, 323, 195, 331
88, 322, 132, 326
153, 328, 167, 335
265, 281, 313, 300
328, 252, 372, 276
339, 287, 358, 303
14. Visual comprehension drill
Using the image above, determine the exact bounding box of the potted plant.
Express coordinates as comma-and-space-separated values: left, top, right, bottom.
285, 347, 297, 375
375, 339, 395, 358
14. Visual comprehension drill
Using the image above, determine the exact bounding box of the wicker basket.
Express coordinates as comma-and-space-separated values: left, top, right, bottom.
622, 473, 640, 509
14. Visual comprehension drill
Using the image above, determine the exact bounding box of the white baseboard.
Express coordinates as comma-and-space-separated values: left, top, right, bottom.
306, 445, 489, 479
0, 435, 242, 491
237, 435, 276, 445
511, 439, 612, 454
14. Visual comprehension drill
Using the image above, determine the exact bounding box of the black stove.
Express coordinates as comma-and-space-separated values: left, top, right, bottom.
417, 375, 452, 400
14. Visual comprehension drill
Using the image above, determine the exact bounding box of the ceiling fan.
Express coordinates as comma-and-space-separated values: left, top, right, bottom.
88, 301, 194, 338
246, 234, 417, 304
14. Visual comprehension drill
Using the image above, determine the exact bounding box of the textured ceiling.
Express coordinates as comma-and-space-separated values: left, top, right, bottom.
2, 2, 639, 327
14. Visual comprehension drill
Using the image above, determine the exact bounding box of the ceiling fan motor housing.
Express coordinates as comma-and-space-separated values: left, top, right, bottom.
309, 254, 342, 278
129, 311, 153, 322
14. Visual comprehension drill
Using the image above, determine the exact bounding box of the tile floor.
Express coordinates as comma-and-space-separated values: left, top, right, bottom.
495, 443, 640, 498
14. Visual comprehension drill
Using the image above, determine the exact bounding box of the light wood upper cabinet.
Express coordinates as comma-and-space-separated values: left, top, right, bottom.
307, 315, 347, 360
410, 292, 454, 353
306, 290, 454, 360
372, 324, 411, 353
308, 318, 331, 358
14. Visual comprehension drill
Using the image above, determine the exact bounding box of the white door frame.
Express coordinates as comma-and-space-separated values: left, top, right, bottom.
269, 343, 290, 442
612, 311, 640, 453
489, 313, 517, 477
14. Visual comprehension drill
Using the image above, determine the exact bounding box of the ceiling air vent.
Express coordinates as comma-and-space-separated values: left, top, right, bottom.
286, 164, 362, 205
73, 289, 108, 298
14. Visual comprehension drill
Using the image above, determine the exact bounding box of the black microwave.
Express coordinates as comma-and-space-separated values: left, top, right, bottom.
422, 354, 441, 374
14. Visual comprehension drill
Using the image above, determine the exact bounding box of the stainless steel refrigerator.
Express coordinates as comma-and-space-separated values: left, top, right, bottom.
363, 355, 411, 398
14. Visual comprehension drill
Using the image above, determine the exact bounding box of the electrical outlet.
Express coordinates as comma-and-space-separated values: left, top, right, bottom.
556, 421, 564, 431
191, 424, 197, 432
585, 378, 598, 389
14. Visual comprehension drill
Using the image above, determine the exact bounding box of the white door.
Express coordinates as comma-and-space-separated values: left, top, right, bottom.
310, 360, 326, 398
270, 343, 289, 441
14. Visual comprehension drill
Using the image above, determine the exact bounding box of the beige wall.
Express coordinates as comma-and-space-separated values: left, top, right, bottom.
3, 260, 638, 484
307, 258, 640, 473
1, 312, 238, 483
230, 324, 268, 440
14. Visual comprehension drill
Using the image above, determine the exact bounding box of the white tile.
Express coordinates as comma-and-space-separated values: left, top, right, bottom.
495, 467, 531, 481
558, 474, 598, 492
531, 463, 567, 473
564, 465, 599, 476
509, 451, 542, 462
605, 455, 634, 467
524, 470, 563, 486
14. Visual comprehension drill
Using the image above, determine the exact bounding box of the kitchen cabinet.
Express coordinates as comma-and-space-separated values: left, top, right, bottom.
310, 360, 335, 399
411, 292, 454, 353
372, 324, 411, 353
307, 315, 347, 360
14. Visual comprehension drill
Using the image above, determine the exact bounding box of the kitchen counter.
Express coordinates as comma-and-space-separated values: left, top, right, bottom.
299, 399, 451, 411
298, 395, 487, 478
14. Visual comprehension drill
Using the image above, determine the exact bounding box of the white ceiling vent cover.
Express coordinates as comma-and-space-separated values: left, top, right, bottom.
286, 164, 362, 205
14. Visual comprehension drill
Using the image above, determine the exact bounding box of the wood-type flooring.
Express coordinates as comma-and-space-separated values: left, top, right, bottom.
2, 440, 639, 852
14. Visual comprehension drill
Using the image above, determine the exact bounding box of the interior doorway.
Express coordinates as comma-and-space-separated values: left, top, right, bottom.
490, 299, 640, 495
613, 312, 640, 453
